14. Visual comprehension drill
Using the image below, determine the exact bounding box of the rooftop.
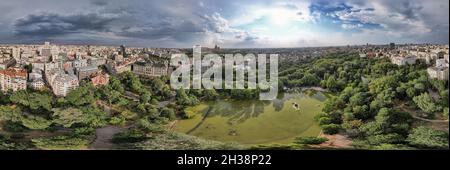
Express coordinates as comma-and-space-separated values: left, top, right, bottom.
0, 67, 27, 78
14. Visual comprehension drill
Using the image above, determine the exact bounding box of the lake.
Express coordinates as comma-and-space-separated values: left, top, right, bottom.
172, 90, 330, 145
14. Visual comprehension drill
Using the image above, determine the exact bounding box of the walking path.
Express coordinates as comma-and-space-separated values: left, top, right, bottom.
89, 125, 127, 150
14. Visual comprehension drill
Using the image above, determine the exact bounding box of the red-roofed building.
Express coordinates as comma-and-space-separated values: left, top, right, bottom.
0, 67, 27, 92
91, 73, 109, 87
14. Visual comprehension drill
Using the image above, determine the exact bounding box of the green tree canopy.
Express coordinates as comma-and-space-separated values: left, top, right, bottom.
52, 107, 84, 128
406, 127, 449, 149
413, 93, 442, 115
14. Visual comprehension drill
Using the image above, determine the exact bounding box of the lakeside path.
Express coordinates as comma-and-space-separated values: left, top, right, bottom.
311, 131, 353, 149
301, 86, 328, 92
89, 125, 127, 150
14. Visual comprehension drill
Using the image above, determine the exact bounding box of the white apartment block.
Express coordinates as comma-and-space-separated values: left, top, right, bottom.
391, 55, 417, 66
427, 67, 449, 81
51, 73, 79, 97
29, 79, 45, 90
427, 57, 450, 81
44, 61, 63, 72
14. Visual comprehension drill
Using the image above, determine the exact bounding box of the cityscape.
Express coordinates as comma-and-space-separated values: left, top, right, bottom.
0, 42, 448, 97
0, 0, 448, 156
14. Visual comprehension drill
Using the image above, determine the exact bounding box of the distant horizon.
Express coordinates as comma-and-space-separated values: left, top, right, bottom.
0, 41, 448, 49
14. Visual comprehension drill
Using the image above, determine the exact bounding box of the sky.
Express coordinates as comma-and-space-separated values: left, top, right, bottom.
0, 0, 448, 48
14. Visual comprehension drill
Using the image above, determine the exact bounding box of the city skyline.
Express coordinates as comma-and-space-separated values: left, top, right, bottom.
0, 0, 449, 48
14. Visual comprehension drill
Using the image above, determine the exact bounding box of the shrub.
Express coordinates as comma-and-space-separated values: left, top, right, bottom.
321, 124, 341, 134
31, 136, 89, 150
120, 110, 138, 120
318, 117, 333, 125
366, 133, 405, 145
109, 116, 126, 126
112, 130, 148, 144
294, 137, 328, 145
74, 127, 95, 136
136, 118, 165, 133
160, 108, 176, 120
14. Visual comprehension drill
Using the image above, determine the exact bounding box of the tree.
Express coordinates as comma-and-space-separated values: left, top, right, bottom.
374, 108, 411, 135
338, 86, 358, 102
10, 91, 53, 113
203, 89, 219, 100
321, 124, 341, 134
406, 87, 417, 98
0, 106, 22, 123
101, 86, 122, 105
52, 108, 84, 128
359, 121, 383, 136
120, 72, 144, 94
371, 62, 396, 76
176, 89, 199, 106
65, 84, 95, 106
322, 97, 345, 113
160, 107, 176, 120
79, 106, 108, 128
109, 76, 124, 93
406, 126, 448, 149
413, 93, 442, 116
324, 76, 341, 92
150, 77, 173, 99
140, 91, 151, 104
370, 89, 396, 110
369, 76, 399, 94
299, 72, 320, 86
351, 105, 370, 120
21, 115, 52, 130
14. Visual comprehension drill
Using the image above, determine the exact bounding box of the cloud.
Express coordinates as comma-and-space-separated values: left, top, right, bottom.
202, 12, 230, 33
341, 23, 363, 29
13, 12, 124, 36
0, 0, 447, 47
91, 0, 108, 6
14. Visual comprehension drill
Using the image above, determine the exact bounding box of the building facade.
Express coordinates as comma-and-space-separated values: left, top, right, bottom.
391, 55, 417, 66
51, 73, 79, 97
77, 66, 98, 80
132, 61, 169, 77
0, 67, 27, 92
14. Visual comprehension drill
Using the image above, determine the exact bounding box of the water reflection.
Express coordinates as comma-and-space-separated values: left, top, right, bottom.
176, 90, 330, 144
203, 90, 328, 124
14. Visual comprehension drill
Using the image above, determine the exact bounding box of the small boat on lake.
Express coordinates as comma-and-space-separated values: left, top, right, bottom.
292, 102, 300, 110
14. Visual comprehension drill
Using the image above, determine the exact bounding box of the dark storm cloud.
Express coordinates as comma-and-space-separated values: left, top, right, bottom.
14, 12, 122, 36
118, 19, 206, 40
386, 0, 423, 20
91, 0, 108, 6
0, 0, 448, 47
